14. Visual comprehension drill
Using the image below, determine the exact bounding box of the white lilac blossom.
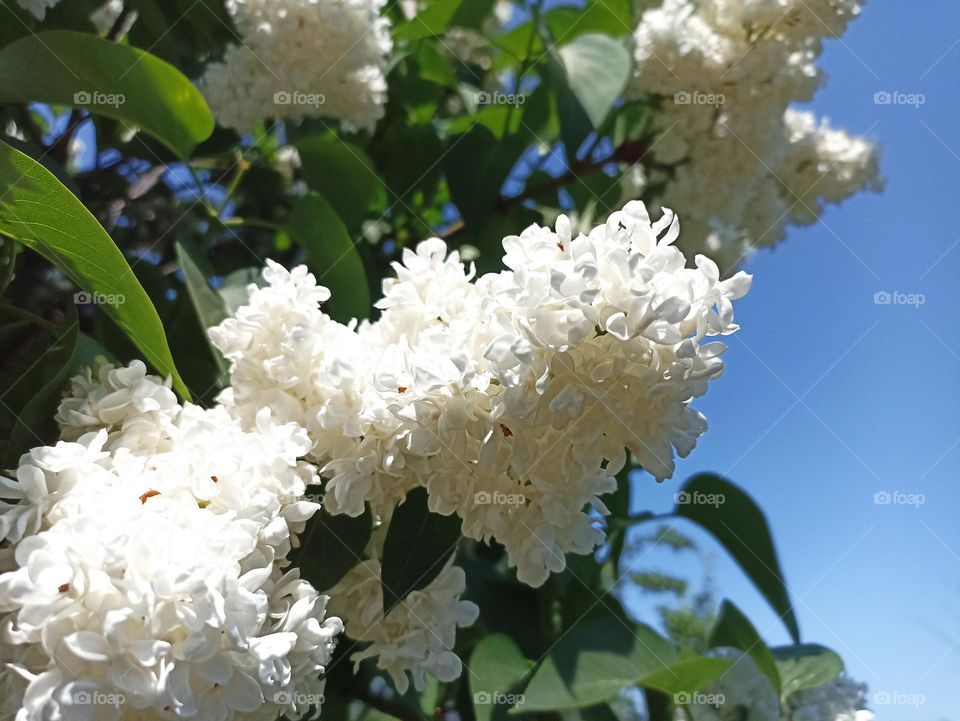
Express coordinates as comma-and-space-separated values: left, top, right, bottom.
200, 0, 392, 133
788, 676, 875, 721
91, 0, 124, 33
13, 0, 60, 20
681, 651, 876, 721
628, 0, 882, 271
210, 201, 751, 589
326, 534, 478, 694
0, 363, 342, 721
685, 649, 780, 721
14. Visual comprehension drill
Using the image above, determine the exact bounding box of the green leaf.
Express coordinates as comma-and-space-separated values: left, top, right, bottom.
0, 31, 213, 158
286, 193, 370, 323
4, 327, 110, 467
445, 125, 528, 231
553, 33, 631, 130
217, 267, 263, 314
637, 656, 732, 698
296, 136, 381, 232
0, 141, 188, 398
295, 504, 373, 593
175, 242, 230, 376
772, 644, 843, 700
545, 0, 634, 41
518, 616, 679, 711
470, 634, 534, 721
381, 487, 462, 614
394, 0, 461, 41
708, 600, 781, 694
451, 0, 496, 29
413, 40, 458, 89
674, 473, 800, 643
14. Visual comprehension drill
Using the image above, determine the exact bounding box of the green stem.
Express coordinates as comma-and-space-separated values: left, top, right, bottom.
220, 217, 282, 232
214, 153, 249, 216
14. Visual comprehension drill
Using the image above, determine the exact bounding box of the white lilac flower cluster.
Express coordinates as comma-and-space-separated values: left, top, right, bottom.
628, 0, 882, 271
200, 0, 392, 133
210, 201, 751, 593
682, 650, 875, 721
326, 527, 478, 694
788, 676, 875, 721
15, 0, 119, 25
14, 0, 60, 20
0, 361, 342, 721
90, 0, 124, 34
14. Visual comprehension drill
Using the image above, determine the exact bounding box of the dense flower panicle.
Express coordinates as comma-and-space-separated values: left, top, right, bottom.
55, 360, 181, 455
200, 0, 392, 133
327, 546, 478, 694
628, 0, 881, 270
211, 201, 751, 589
0, 364, 342, 721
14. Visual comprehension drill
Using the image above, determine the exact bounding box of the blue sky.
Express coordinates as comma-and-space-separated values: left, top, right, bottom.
624, 2, 960, 718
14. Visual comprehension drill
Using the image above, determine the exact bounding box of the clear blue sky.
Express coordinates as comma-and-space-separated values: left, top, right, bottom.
624, 3, 960, 718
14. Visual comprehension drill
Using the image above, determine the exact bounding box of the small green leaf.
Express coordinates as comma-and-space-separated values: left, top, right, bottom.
0, 31, 213, 158
674, 473, 800, 643
772, 644, 844, 700
470, 634, 534, 721
518, 616, 678, 711
413, 41, 458, 89
296, 136, 381, 231
637, 656, 732, 698
381, 487, 461, 614
217, 267, 263, 314
295, 504, 373, 593
4, 327, 111, 467
545, 0, 634, 41
0, 141, 188, 398
286, 193, 370, 323
553, 33, 631, 129
708, 600, 781, 694
394, 0, 461, 41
